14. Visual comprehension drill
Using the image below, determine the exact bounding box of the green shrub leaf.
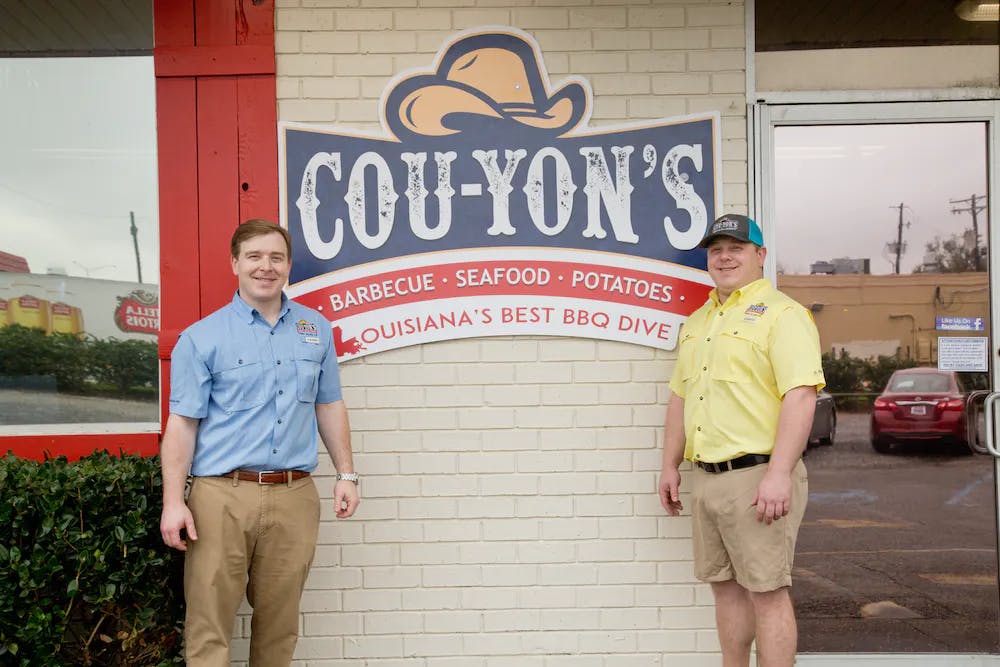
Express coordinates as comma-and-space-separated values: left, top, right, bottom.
0, 451, 184, 664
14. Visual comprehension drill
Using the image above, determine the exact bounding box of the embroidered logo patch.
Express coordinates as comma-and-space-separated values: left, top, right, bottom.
743, 302, 766, 322
296, 319, 318, 335
296, 319, 321, 343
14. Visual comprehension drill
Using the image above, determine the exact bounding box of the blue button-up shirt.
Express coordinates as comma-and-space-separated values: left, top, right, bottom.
169, 292, 342, 476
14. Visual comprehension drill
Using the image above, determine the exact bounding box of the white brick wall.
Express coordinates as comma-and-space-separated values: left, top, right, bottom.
264, 1, 748, 664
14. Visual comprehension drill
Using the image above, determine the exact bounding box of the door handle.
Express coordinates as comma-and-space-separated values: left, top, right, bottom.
966, 390, 991, 455
983, 392, 1000, 457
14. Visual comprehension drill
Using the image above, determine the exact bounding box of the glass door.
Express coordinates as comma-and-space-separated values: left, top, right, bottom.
755, 100, 1000, 665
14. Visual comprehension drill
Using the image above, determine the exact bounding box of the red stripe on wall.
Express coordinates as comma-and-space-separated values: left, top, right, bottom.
3, 433, 160, 462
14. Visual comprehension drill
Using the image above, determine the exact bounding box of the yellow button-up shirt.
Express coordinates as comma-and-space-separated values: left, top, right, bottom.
668, 278, 825, 463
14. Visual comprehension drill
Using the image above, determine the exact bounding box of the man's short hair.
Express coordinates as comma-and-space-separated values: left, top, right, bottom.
230, 219, 292, 259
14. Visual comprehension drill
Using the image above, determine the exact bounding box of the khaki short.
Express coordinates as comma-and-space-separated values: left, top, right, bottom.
690, 458, 808, 592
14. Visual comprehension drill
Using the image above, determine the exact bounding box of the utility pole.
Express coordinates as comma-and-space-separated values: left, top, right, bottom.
891, 202, 906, 274
950, 194, 986, 271
130, 211, 143, 283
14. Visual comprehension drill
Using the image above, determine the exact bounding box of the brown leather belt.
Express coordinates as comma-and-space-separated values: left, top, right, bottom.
224, 469, 310, 484
696, 453, 770, 474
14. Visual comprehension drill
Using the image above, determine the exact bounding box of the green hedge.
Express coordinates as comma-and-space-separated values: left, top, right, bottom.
0, 325, 157, 395
821, 352, 989, 410
821, 352, 919, 410
0, 452, 184, 666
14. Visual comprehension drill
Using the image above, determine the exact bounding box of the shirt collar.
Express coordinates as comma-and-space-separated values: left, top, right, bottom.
709, 277, 770, 308
231, 290, 291, 325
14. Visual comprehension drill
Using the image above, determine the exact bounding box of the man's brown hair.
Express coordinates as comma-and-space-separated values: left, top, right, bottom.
230, 219, 292, 259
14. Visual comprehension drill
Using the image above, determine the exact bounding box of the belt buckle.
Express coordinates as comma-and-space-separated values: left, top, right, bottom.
258, 470, 278, 485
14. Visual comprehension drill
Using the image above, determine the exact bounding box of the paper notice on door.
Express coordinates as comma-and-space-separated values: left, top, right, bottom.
937, 337, 988, 372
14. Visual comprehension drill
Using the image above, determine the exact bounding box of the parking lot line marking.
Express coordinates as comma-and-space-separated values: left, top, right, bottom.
803, 518, 912, 529
860, 600, 922, 619
809, 489, 878, 504
919, 573, 995, 586
798, 547, 992, 556
946, 472, 992, 506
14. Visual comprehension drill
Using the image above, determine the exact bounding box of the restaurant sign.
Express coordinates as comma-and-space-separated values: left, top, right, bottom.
280, 28, 719, 359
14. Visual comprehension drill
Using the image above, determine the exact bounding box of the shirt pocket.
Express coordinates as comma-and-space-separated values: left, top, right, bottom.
294, 342, 324, 402
210, 351, 266, 412
675, 331, 698, 385
711, 327, 767, 383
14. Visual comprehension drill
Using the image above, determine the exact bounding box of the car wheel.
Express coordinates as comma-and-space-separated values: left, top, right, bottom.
819, 413, 836, 447
872, 437, 892, 454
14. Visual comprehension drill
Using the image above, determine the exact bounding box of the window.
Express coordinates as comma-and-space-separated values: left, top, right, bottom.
0, 56, 159, 433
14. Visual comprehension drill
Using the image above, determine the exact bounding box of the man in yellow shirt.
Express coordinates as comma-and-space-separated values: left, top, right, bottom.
658, 213, 825, 667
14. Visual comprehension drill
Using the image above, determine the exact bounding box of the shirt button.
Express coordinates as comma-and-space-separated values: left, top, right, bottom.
271, 331, 275, 336
699, 396, 704, 400
703, 366, 707, 371
697, 426, 702, 431
272, 449, 278, 454
277, 418, 283, 424
278, 390, 284, 395
706, 337, 711, 342
238, 359, 243, 364
277, 360, 281, 365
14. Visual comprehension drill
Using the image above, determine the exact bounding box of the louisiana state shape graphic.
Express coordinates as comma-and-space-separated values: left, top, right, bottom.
280, 27, 720, 360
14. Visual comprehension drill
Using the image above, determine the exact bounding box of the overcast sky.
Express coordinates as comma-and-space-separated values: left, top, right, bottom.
773, 122, 989, 275
0, 57, 159, 284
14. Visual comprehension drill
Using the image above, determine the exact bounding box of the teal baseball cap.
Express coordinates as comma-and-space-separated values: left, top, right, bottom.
698, 213, 764, 248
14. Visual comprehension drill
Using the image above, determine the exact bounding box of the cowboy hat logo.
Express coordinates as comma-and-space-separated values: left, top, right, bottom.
383, 29, 591, 141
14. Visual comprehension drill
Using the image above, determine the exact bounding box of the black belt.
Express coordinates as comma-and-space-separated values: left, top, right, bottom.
696, 453, 770, 474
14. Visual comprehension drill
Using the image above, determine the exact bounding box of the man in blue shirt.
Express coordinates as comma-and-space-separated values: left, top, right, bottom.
159, 219, 359, 666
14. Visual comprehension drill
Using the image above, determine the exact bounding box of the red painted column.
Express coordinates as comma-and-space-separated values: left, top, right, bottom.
156, 0, 278, 426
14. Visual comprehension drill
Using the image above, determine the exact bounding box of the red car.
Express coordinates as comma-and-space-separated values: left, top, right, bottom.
870, 367, 976, 454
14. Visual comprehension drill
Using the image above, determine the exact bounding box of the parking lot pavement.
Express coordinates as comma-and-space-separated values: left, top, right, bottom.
796, 411, 999, 653
0, 388, 158, 425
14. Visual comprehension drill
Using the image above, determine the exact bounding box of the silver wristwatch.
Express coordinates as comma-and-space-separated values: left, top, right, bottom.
336, 472, 360, 484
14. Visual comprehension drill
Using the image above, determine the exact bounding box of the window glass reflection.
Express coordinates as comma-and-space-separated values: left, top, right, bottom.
0, 57, 158, 428
774, 122, 997, 654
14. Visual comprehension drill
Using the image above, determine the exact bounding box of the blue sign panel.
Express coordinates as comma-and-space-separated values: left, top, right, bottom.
936, 316, 985, 332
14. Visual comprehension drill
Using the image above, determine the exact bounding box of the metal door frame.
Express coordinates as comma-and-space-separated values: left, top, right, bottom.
752, 99, 1000, 666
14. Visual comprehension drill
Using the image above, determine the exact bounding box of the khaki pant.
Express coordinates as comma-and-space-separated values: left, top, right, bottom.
183, 475, 320, 667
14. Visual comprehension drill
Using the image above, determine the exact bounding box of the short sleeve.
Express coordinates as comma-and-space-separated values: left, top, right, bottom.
315, 325, 343, 404
169, 332, 212, 418
769, 307, 826, 396
668, 323, 693, 399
